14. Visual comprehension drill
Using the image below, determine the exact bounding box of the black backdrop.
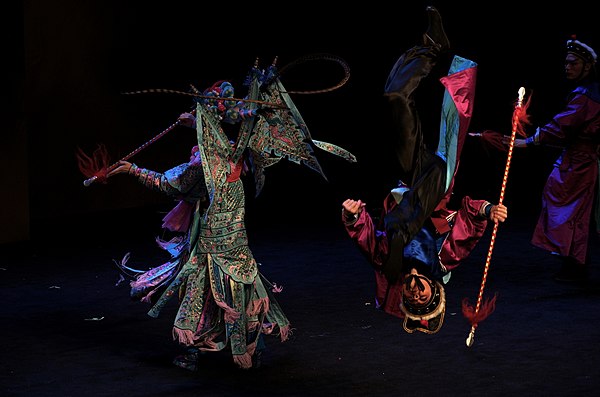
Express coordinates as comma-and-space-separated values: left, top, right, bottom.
4, 0, 599, 244
3, 3, 600, 396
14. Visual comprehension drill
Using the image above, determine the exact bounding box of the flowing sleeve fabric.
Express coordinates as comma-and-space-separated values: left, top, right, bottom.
130, 158, 206, 202
163, 157, 207, 202
438, 196, 489, 271
343, 207, 405, 318
130, 155, 208, 233
343, 208, 389, 269
538, 91, 600, 146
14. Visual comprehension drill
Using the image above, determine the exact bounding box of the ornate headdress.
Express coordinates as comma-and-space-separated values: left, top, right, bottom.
400, 276, 446, 334
197, 80, 258, 124
567, 36, 597, 64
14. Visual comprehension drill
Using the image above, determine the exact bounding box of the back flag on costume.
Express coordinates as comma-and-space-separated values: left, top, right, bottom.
436, 56, 478, 196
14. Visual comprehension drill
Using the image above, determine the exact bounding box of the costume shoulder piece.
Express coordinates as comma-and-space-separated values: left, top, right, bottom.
248, 59, 357, 196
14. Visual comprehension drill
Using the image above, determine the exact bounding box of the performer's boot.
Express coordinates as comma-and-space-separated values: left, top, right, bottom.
173, 347, 200, 371
423, 6, 450, 52
385, 5, 449, 106
384, 7, 448, 174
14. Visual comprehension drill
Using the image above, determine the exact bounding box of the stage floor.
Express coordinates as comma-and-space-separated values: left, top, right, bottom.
2, 210, 599, 397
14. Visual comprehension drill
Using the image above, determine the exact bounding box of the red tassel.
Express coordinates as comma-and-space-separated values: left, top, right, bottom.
76, 144, 111, 183
462, 293, 498, 325
513, 92, 532, 138
478, 130, 508, 153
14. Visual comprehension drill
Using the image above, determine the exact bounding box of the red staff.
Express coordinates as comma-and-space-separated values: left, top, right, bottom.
463, 86, 530, 347
77, 95, 287, 187
77, 110, 195, 187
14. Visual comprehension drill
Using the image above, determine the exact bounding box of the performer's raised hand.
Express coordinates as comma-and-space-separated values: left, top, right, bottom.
342, 199, 365, 216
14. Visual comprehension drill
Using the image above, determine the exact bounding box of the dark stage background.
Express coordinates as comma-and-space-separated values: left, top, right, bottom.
4, 0, 599, 245
3, 2, 600, 397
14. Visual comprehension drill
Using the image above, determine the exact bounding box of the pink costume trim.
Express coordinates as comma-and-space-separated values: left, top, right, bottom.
139, 291, 157, 303
278, 324, 291, 342
198, 334, 219, 351
262, 322, 291, 342
214, 299, 241, 323
162, 200, 195, 232
246, 297, 269, 317
172, 327, 196, 346
233, 352, 253, 369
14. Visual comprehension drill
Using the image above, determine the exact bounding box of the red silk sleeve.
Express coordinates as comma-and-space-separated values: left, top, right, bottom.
439, 196, 489, 271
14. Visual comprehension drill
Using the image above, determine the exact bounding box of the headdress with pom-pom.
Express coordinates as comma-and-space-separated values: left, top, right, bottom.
567, 35, 597, 64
